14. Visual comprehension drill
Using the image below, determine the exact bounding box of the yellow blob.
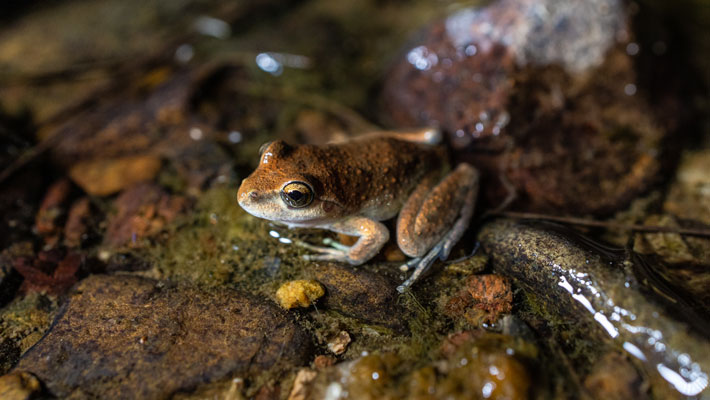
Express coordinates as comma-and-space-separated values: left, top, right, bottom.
276, 280, 325, 309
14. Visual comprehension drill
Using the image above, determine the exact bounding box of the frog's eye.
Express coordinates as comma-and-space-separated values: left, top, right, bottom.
281, 181, 314, 208
258, 141, 273, 156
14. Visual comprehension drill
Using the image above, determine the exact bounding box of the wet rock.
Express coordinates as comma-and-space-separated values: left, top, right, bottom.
0, 371, 42, 400
15, 274, 313, 399
432, 334, 531, 400
276, 279, 325, 309
382, 0, 671, 215
104, 183, 190, 248
69, 154, 162, 196
310, 263, 405, 331
0, 293, 58, 373
479, 219, 710, 398
303, 332, 532, 399
584, 352, 648, 400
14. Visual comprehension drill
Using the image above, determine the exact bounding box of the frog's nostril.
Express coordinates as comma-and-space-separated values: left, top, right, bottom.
249, 191, 258, 199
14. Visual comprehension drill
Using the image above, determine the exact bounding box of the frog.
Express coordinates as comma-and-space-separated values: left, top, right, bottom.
237, 128, 479, 290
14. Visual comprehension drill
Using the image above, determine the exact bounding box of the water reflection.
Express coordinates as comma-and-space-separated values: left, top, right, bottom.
550, 260, 709, 396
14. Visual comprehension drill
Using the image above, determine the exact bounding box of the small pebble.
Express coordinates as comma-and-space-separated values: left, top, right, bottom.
327, 331, 352, 355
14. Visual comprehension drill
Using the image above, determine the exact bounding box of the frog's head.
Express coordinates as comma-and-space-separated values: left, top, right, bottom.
237, 140, 342, 226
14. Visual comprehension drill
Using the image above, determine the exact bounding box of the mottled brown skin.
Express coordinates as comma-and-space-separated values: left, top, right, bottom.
238, 129, 479, 287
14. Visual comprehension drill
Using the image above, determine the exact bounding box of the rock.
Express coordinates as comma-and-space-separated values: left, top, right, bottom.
584, 352, 648, 400
303, 332, 532, 399
479, 219, 710, 398
68, 155, 162, 196
275, 280, 325, 309
0, 371, 42, 400
104, 183, 189, 248
381, 0, 672, 215
326, 331, 351, 356
15, 275, 313, 399
310, 263, 405, 331
443, 253, 487, 276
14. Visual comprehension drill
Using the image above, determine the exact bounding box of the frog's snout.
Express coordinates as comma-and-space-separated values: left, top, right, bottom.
237, 184, 259, 208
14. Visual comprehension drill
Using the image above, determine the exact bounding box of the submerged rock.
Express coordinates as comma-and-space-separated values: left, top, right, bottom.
584, 352, 648, 400
479, 219, 710, 399
382, 0, 672, 214
299, 331, 533, 399
15, 275, 313, 399
310, 263, 405, 331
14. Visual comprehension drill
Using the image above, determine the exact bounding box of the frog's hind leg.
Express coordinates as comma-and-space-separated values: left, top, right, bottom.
395, 163, 479, 291
340, 127, 442, 145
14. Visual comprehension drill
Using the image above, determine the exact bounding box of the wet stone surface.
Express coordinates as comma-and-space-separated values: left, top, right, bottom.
479, 219, 710, 398
15, 274, 313, 399
381, 0, 672, 215
310, 263, 406, 332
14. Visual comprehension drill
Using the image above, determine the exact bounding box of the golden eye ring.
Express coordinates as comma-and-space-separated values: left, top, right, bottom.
281, 181, 314, 208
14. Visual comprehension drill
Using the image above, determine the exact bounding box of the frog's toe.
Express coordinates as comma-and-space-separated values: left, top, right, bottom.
321, 237, 351, 252
303, 252, 350, 263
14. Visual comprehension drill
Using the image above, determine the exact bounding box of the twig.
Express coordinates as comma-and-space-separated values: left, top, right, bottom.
490, 211, 710, 238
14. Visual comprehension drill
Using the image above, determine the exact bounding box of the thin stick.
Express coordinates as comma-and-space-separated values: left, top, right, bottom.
491, 211, 710, 238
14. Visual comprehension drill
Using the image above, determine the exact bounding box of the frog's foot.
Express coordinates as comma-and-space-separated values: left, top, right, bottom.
295, 239, 354, 264
396, 221, 467, 293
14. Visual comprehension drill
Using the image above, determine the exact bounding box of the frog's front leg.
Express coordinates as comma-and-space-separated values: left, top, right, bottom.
396, 163, 479, 290
301, 217, 389, 265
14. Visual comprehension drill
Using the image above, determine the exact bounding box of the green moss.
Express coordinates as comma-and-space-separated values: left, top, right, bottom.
0, 293, 58, 358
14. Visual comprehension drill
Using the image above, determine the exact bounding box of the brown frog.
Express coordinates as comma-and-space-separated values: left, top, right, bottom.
237, 128, 479, 290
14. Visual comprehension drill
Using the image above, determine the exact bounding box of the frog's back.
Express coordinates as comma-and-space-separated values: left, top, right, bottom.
320, 136, 446, 219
